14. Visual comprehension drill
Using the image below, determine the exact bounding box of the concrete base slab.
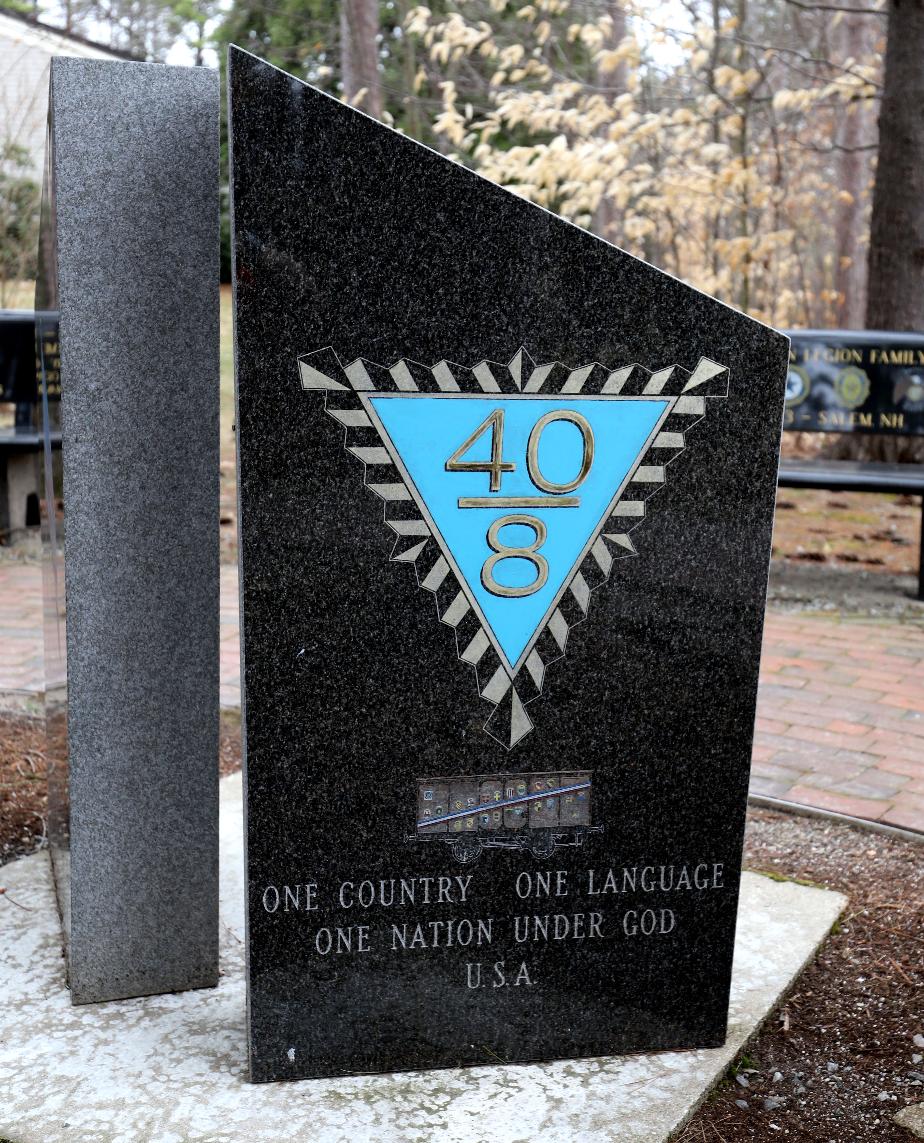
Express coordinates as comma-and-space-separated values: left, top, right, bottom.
0, 775, 846, 1143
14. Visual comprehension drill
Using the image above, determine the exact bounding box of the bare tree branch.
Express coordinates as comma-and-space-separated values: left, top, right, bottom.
723, 33, 884, 90
783, 0, 886, 15
798, 139, 878, 153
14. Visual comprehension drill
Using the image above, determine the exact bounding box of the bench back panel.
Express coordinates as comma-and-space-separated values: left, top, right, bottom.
785, 330, 924, 437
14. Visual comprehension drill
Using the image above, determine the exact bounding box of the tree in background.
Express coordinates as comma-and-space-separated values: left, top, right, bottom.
213, 0, 341, 85
858, 0, 924, 464
341, 0, 382, 114
206, 0, 893, 324
169, 0, 224, 65
866, 0, 924, 334
831, 10, 879, 330
30, 0, 921, 341
212, 0, 419, 130
0, 143, 40, 308
45, 0, 184, 58
405, 0, 882, 328
591, 0, 628, 244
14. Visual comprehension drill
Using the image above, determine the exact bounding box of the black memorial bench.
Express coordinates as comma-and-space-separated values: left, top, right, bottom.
0, 310, 60, 539
780, 330, 924, 598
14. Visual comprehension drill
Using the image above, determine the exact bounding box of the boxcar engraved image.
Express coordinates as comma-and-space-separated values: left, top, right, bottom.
413, 771, 600, 862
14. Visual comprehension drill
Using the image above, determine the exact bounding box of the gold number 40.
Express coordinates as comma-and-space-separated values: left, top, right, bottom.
445, 407, 595, 598
446, 407, 594, 495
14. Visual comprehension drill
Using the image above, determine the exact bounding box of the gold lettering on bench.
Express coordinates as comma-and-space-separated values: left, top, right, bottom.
819, 410, 873, 428
870, 348, 924, 366
803, 346, 863, 365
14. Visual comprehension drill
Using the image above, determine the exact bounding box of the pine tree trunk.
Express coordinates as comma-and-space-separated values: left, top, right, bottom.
340, 0, 383, 120
866, 0, 924, 332
843, 0, 924, 462
833, 14, 875, 329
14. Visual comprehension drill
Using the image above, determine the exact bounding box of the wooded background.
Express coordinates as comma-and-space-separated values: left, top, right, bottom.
2, 0, 922, 336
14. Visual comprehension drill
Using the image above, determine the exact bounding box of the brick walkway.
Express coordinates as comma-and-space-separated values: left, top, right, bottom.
753, 613, 924, 831
219, 567, 240, 710
2, 562, 922, 832
0, 563, 44, 704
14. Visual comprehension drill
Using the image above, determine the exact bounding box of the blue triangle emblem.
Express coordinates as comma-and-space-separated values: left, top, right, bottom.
295, 347, 729, 748
364, 394, 669, 673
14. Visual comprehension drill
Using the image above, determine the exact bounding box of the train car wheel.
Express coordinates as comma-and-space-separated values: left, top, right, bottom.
450, 837, 483, 863
529, 833, 557, 859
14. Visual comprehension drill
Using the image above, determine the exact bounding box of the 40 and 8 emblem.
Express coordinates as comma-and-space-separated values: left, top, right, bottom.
445, 405, 595, 599
296, 347, 729, 748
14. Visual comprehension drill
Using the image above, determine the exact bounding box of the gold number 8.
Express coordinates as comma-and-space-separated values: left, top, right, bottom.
481, 514, 549, 598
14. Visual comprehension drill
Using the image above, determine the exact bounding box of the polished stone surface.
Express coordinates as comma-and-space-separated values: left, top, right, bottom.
0, 773, 846, 1143
229, 47, 789, 1080
40, 57, 220, 1003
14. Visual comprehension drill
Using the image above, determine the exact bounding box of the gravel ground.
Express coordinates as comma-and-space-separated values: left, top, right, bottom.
766, 559, 924, 620
678, 808, 923, 1142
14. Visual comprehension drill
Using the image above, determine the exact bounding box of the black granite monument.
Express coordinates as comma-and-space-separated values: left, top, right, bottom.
229, 46, 789, 1082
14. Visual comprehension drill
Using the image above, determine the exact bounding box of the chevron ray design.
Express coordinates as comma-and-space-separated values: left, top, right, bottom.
296, 347, 729, 749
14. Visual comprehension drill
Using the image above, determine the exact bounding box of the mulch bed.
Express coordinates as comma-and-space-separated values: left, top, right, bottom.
0, 714, 46, 864
2, 720, 920, 1140
680, 809, 923, 1142
0, 712, 243, 864
771, 489, 921, 578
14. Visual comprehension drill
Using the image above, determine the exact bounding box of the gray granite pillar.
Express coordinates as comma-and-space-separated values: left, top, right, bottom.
37, 58, 220, 1004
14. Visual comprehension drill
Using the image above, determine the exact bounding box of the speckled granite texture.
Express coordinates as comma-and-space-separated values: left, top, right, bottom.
0, 774, 846, 1143
229, 47, 790, 1081
44, 57, 220, 1003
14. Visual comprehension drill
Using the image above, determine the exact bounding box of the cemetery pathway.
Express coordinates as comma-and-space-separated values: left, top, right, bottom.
1, 561, 922, 833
